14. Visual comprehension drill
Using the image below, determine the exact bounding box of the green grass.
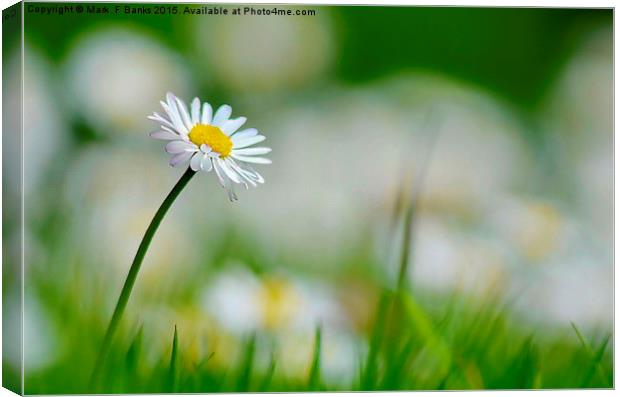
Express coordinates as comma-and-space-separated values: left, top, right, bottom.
18, 219, 614, 394
166, 326, 179, 392
21, 280, 612, 394
308, 326, 323, 391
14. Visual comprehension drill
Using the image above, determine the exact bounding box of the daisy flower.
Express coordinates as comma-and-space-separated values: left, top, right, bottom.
149, 92, 271, 201
95, 94, 272, 379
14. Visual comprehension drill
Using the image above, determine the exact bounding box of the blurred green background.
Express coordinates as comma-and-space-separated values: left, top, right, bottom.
3, 3, 613, 393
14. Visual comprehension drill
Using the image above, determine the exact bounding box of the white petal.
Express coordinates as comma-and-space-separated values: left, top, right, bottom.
231, 154, 272, 164
231, 128, 258, 140
162, 125, 189, 140
239, 162, 264, 183
191, 97, 201, 124
201, 155, 213, 171
159, 103, 179, 130
201, 102, 213, 125
234, 161, 264, 184
169, 151, 193, 167
165, 140, 197, 154
221, 117, 247, 136
218, 158, 242, 184
249, 169, 265, 184
232, 147, 272, 156
164, 95, 181, 121
225, 159, 251, 188
212, 159, 227, 187
213, 159, 239, 201
212, 104, 232, 127
164, 94, 189, 134
175, 96, 194, 131
150, 130, 179, 140
150, 116, 177, 133
232, 135, 265, 148
148, 113, 175, 130
227, 159, 257, 187
190, 152, 202, 171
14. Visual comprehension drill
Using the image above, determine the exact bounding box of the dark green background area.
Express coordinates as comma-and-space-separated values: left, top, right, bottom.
336, 7, 611, 109
23, 4, 612, 111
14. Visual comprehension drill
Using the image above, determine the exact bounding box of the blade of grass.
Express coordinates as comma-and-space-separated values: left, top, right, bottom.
353, 350, 366, 391
583, 334, 612, 387
123, 325, 145, 392
570, 321, 589, 349
182, 352, 215, 392
236, 333, 256, 391
571, 322, 610, 387
461, 359, 485, 389
194, 352, 215, 372
397, 291, 454, 389
435, 367, 452, 390
362, 291, 391, 390
125, 325, 143, 372
258, 352, 277, 392
398, 290, 451, 372
511, 336, 539, 389
166, 325, 179, 392
308, 325, 323, 390
396, 188, 415, 290
487, 335, 539, 389
381, 334, 416, 389
396, 110, 440, 291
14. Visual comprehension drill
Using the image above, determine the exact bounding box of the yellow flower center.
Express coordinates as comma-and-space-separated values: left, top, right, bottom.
259, 278, 298, 330
188, 124, 233, 157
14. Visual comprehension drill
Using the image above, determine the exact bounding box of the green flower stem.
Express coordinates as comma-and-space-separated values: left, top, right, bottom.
90, 167, 196, 388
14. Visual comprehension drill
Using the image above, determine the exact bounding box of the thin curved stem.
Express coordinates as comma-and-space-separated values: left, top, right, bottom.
90, 167, 196, 388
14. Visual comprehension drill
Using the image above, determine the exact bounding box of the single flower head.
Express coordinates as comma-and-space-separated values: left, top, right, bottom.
149, 92, 271, 201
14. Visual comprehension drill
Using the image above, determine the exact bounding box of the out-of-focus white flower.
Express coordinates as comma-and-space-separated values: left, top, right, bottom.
3, 294, 22, 372
489, 197, 566, 264
232, 91, 414, 265
497, 202, 611, 329
511, 258, 612, 329
2, 51, 21, 197
149, 93, 271, 201
416, 107, 528, 218
201, 267, 263, 333
545, 28, 612, 252
4, 46, 67, 195
576, 143, 613, 249
194, 10, 333, 93
319, 330, 360, 385
64, 29, 190, 136
411, 217, 509, 296
24, 295, 60, 371
522, 28, 613, 330
201, 265, 346, 335
548, 28, 612, 140
372, 74, 530, 220
4, 294, 60, 372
